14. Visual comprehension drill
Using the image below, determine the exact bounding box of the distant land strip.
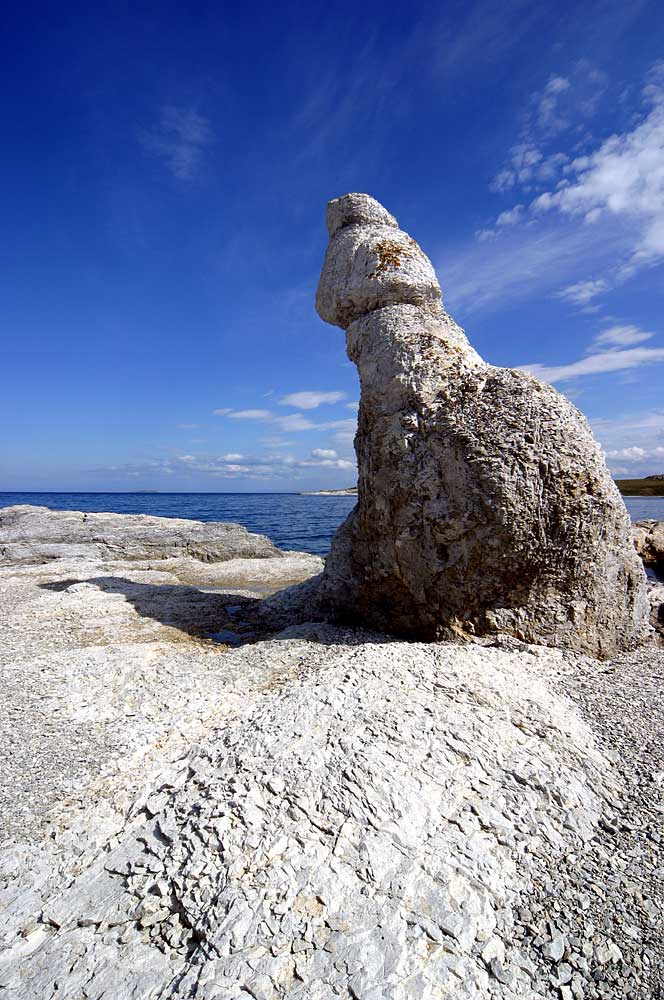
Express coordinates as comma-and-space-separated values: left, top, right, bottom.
615, 476, 664, 496
304, 480, 664, 497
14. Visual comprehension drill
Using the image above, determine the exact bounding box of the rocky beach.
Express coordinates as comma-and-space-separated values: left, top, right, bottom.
1, 194, 663, 999
0, 503, 662, 999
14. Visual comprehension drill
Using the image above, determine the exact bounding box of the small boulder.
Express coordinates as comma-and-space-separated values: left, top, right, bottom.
632, 519, 664, 575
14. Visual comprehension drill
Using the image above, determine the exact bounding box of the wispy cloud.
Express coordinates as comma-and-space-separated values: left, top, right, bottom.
531, 78, 664, 273
94, 449, 356, 483
555, 279, 609, 306
447, 63, 664, 315
278, 390, 346, 409
489, 63, 606, 194
275, 413, 318, 432
140, 107, 212, 181
176, 423, 201, 429
537, 75, 571, 130
443, 218, 606, 314
227, 409, 272, 420
591, 324, 654, 348
520, 343, 664, 384
259, 436, 294, 448
213, 407, 355, 437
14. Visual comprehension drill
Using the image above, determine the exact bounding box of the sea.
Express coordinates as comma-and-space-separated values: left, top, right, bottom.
1, 492, 663, 557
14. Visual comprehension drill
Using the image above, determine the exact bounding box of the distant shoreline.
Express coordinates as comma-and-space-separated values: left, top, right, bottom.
302, 480, 664, 499
616, 477, 664, 497
300, 487, 358, 497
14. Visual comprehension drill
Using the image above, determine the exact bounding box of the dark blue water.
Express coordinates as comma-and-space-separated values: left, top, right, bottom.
0, 492, 661, 557
0, 492, 357, 556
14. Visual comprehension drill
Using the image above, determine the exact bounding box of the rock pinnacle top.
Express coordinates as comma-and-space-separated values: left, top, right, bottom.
316, 193, 442, 328
325, 193, 398, 237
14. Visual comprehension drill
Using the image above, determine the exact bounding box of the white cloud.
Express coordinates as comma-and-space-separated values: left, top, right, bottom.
489, 146, 570, 194
300, 457, 355, 470
605, 446, 647, 460
345, 401, 360, 411
213, 408, 233, 416
591, 324, 654, 349
555, 279, 609, 306
490, 144, 542, 191
531, 83, 664, 271
274, 413, 317, 432
319, 417, 357, 445
96, 448, 357, 482
214, 407, 322, 432
446, 68, 664, 316
228, 409, 272, 420
141, 107, 212, 180
496, 205, 525, 227
520, 344, 664, 383
259, 436, 294, 448
537, 75, 571, 129
278, 390, 346, 409
489, 64, 607, 193
584, 410, 664, 475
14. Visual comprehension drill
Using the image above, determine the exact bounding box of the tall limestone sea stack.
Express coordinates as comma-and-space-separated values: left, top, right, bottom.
315, 193, 650, 656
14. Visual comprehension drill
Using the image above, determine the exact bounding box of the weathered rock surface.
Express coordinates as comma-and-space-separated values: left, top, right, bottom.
2, 629, 662, 999
632, 519, 664, 574
646, 580, 664, 636
315, 193, 650, 656
0, 511, 662, 998
0, 505, 286, 567
0, 508, 322, 846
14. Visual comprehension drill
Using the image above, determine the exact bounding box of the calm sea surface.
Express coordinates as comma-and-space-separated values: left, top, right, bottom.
0, 492, 357, 556
1, 492, 662, 557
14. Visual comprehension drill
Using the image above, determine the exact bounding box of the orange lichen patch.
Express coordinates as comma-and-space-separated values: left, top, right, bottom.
369, 238, 417, 278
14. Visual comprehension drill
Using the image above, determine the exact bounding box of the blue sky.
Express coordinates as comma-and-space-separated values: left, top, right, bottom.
3, 0, 664, 491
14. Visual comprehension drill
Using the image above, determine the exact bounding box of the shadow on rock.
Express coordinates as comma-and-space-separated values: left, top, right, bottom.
39, 577, 261, 644
38, 576, 394, 648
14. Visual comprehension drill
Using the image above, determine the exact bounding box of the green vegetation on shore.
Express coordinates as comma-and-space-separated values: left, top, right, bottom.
615, 476, 664, 496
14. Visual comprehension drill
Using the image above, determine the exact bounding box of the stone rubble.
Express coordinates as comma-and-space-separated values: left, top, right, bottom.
314, 193, 650, 656
508, 648, 664, 999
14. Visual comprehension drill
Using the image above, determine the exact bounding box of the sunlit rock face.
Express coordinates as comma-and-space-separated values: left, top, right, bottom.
315, 193, 650, 656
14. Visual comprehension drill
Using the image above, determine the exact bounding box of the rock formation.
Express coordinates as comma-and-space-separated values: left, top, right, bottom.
0, 505, 288, 566
632, 520, 664, 637
315, 193, 650, 656
632, 519, 664, 576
